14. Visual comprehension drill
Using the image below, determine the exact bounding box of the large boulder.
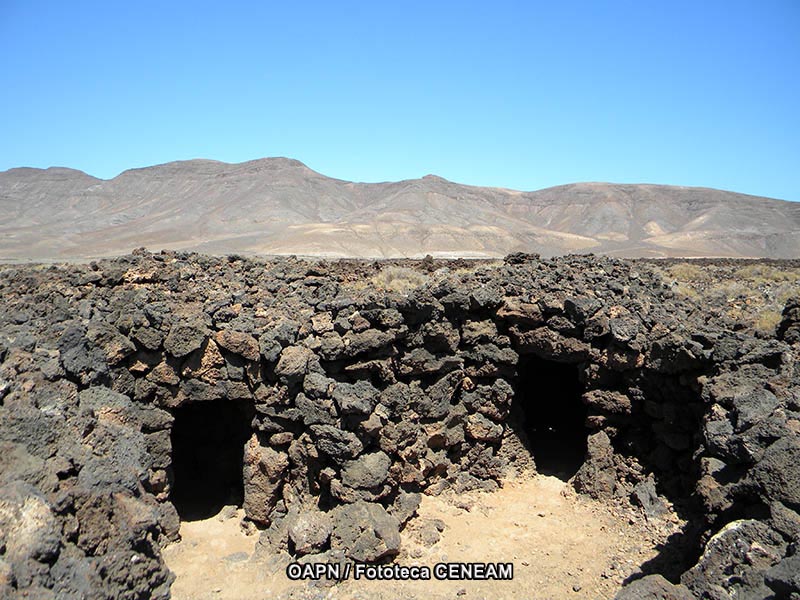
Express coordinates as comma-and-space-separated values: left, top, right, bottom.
0, 482, 61, 587
58, 323, 108, 384
573, 431, 617, 499
310, 425, 364, 463
287, 509, 333, 556
243, 436, 289, 525
752, 437, 800, 508
330, 501, 401, 562
331, 380, 380, 416
764, 555, 800, 597
340, 452, 391, 489
163, 321, 208, 358
214, 329, 260, 361
681, 520, 785, 599
274, 346, 314, 382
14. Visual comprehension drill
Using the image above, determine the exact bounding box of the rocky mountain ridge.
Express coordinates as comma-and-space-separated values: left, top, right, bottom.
2, 158, 798, 260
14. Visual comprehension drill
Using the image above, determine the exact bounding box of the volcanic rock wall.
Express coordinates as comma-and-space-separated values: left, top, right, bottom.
0, 251, 798, 599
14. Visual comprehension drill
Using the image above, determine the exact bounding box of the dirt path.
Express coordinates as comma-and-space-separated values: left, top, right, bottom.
163, 475, 680, 600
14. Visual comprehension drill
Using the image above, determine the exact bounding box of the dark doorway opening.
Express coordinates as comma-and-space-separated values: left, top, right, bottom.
170, 399, 253, 520
515, 355, 588, 480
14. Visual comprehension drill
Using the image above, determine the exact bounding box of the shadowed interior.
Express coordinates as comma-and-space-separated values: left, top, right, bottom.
170, 399, 253, 520
516, 355, 588, 480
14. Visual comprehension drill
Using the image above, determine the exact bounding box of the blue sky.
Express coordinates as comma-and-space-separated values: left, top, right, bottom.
1, 1, 798, 200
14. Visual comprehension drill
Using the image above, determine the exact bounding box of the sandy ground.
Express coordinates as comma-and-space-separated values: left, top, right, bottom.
162, 475, 681, 600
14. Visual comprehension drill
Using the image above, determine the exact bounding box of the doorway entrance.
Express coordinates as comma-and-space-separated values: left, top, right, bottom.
170, 399, 252, 520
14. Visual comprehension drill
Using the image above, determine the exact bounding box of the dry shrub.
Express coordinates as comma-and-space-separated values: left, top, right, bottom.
708, 281, 753, 302
754, 310, 783, 335
451, 260, 504, 276
652, 261, 799, 336
371, 267, 429, 293
735, 264, 800, 283
667, 263, 712, 282
673, 283, 700, 300
776, 286, 799, 305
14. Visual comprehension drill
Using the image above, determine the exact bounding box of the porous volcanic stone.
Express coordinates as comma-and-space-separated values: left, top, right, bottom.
341, 451, 391, 489
243, 435, 289, 525
330, 501, 401, 561
164, 321, 208, 358
614, 575, 694, 600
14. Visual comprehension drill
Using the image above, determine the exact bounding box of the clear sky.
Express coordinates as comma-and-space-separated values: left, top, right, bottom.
1, 1, 798, 200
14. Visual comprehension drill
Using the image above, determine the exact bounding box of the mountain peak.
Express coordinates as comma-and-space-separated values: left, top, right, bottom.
0, 159, 797, 260
0, 166, 97, 180
246, 157, 308, 168
421, 174, 449, 182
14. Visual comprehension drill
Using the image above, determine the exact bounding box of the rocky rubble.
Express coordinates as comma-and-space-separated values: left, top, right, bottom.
0, 250, 798, 599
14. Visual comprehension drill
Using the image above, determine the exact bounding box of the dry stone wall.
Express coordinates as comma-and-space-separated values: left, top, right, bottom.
0, 251, 798, 599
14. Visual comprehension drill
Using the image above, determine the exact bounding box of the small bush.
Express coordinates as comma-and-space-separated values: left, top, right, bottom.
371, 267, 429, 293
735, 264, 800, 283
754, 310, 783, 335
667, 263, 711, 282
672, 283, 700, 300
708, 281, 752, 302
654, 261, 799, 336
776, 286, 799, 305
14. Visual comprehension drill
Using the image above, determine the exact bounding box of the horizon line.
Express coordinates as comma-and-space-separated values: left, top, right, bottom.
0, 156, 796, 203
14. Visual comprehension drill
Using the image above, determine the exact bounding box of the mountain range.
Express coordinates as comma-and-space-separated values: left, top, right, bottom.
1, 157, 798, 260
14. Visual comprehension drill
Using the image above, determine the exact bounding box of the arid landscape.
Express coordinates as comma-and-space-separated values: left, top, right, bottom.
3, 0, 799, 597
2, 158, 799, 261
1, 251, 798, 599
163, 475, 680, 600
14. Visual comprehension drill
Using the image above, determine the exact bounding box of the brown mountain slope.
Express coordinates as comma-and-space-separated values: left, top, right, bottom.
1, 158, 798, 259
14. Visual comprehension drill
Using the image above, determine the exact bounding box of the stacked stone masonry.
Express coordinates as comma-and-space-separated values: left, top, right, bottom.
0, 251, 798, 599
